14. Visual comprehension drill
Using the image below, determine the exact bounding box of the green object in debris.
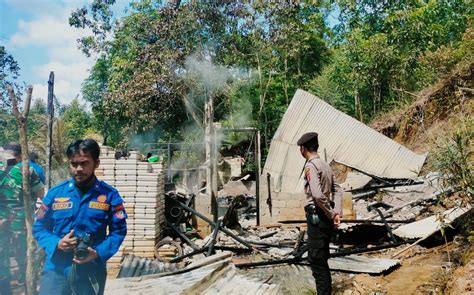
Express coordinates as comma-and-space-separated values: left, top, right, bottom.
186, 228, 192, 231
148, 155, 160, 162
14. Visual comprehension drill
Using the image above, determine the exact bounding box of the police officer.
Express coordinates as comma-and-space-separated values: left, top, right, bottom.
33, 139, 127, 295
0, 143, 44, 295
297, 132, 342, 295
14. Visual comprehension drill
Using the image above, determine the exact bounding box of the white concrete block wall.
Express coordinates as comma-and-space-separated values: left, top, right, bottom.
259, 174, 306, 225
99, 146, 165, 264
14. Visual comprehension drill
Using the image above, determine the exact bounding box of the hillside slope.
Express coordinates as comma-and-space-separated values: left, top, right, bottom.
370, 62, 473, 156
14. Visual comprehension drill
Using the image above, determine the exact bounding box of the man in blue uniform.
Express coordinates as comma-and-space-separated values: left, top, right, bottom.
33, 139, 127, 295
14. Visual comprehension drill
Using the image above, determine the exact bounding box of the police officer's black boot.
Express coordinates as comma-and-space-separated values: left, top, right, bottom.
0, 278, 12, 295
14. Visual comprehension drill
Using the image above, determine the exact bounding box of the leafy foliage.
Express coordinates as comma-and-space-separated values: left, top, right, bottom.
432, 126, 473, 198
0, 46, 22, 110
3, 1, 473, 171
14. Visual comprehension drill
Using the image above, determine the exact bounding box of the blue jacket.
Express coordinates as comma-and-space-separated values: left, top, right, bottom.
33, 178, 127, 275
29, 161, 45, 184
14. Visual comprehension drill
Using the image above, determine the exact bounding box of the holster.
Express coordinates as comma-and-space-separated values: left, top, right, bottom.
305, 204, 332, 227
305, 205, 320, 226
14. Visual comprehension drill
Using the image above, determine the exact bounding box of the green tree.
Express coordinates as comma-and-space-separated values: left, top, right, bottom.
71, 1, 332, 148
312, 0, 473, 121
61, 99, 92, 142
0, 46, 22, 110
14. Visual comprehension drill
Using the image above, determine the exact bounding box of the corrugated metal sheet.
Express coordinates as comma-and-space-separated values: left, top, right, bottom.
393, 206, 472, 239
242, 264, 315, 293
194, 265, 280, 294
117, 254, 184, 278
106, 253, 279, 294
328, 255, 400, 274
106, 259, 227, 294
264, 89, 427, 193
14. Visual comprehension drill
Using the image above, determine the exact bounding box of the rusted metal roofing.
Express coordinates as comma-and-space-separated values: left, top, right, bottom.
264, 89, 427, 193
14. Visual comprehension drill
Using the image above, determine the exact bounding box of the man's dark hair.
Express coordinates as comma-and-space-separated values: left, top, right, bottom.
303, 137, 319, 152
4, 142, 21, 157
66, 139, 100, 160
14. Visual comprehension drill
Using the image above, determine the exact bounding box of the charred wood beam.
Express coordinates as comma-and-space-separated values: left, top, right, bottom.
347, 180, 425, 194
235, 240, 412, 269
330, 240, 412, 257
172, 197, 253, 249
278, 219, 415, 224
165, 218, 200, 251
170, 246, 252, 263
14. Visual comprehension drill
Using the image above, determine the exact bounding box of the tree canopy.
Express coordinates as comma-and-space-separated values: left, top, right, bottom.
1, 0, 472, 154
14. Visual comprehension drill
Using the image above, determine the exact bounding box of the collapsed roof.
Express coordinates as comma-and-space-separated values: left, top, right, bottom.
264, 89, 427, 193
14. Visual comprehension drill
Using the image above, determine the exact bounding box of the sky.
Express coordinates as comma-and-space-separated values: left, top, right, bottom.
1, 1, 339, 106
0, 0, 128, 106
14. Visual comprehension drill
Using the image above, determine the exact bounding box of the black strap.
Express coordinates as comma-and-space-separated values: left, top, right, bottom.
68, 263, 100, 295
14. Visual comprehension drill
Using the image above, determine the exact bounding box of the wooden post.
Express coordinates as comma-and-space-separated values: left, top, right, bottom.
8, 85, 36, 295
256, 130, 261, 226
167, 143, 171, 183
204, 93, 218, 222
46, 71, 54, 190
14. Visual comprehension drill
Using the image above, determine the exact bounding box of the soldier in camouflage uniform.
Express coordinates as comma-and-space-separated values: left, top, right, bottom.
0, 143, 44, 295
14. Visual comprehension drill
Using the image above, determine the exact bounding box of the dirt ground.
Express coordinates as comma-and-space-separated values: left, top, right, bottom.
332, 236, 473, 295
103, 236, 472, 295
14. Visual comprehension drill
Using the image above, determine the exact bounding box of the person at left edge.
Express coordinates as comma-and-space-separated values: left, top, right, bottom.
0, 143, 44, 295
33, 139, 127, 295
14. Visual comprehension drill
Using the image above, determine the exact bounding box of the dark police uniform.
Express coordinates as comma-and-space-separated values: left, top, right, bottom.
298, 132, 342, 295
33, 178, 127, 295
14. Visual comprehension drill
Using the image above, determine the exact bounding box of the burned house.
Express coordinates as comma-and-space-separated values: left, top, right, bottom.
99, 89, 471, 294
260, 89, 427, 224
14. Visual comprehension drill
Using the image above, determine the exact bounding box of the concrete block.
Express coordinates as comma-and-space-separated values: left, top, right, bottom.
286, 199, 301, 208
272, 200, 286, 208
